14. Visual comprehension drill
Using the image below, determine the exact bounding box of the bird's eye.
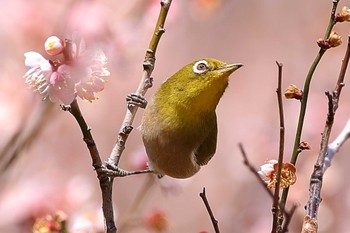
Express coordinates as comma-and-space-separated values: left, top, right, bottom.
193, 60, 209, 74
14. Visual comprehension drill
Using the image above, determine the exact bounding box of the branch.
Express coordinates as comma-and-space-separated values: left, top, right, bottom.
302, 36, 350, 232
272, 61, 285, 233
107, 0, 173, 167
280, 0, 340, 215
199, 187, 220, 233
65, 100, 117, 233
324, 118, 350, 171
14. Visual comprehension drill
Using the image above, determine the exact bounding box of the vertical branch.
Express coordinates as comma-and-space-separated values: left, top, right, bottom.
272, 62, 285, 233
66, 100, 117, 232
280, 0, 340, 215
108, 0, 173, 167
303, 36, 350, 226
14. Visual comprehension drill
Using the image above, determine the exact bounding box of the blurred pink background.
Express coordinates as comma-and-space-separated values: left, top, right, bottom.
1, 0, 350, 232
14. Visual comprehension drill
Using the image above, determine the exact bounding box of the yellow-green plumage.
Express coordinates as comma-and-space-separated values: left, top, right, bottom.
141, 58, 242, 178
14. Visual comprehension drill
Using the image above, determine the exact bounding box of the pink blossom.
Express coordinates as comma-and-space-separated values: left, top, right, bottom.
74, 49, 110, 102
24, 38, 110, 104
24, 52, 77, 105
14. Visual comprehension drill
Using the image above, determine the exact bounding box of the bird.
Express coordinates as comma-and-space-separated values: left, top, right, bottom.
141, 58, 242, 178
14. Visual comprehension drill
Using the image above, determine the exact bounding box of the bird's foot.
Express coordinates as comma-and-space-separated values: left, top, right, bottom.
96, 163, 154, 178
126, 93, 147, 108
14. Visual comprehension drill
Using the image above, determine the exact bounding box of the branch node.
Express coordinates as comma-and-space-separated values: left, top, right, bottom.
145, 77, 154, 88
60, 104, 71, 112
143, 59, 154, 71
156, 27, 166, 36
121, 125, 133, 136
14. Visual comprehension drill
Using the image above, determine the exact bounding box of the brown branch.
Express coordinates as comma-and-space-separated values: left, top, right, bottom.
107, 0, 173, 167
303, 36, 350, 228
65, 100, 117, 233
200, 187, 220, 233
272, 61, 285, 233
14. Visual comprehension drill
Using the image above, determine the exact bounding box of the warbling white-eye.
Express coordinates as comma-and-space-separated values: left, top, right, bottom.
141, 58, 242, 178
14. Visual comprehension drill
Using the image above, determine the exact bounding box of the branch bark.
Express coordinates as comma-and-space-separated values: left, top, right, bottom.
272, 61, 285, 233
302, 36, 350, 232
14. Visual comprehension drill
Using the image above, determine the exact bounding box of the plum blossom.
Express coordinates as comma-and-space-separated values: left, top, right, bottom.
258, 160, 297, 189
24, 36, 110, 104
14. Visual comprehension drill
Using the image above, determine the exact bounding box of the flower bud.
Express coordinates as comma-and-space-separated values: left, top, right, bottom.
299, 141, 312, 151
317, 31, 342, 49
285, 84, 303, 100
328, 31, 342, 47
44, 36, 64, 56
336, 6, 350, 22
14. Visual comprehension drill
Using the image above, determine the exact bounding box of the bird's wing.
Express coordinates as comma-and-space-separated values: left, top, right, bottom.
194, 113, 218, 166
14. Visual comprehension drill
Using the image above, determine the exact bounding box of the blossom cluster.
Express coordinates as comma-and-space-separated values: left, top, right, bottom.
24, 36, 110, 105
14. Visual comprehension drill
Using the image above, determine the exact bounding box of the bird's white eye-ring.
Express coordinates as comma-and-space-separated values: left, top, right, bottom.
193, 60, 209, 74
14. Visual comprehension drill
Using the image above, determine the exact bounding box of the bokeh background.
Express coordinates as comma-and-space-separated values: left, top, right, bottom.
1, 0, 350, 232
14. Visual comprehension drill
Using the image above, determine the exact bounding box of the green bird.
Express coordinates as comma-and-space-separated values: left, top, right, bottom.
141, 58, 242, 178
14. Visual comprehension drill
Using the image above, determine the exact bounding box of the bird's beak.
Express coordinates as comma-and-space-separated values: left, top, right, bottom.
217, 63, 243, 75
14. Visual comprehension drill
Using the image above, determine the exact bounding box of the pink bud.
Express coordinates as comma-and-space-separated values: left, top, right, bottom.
44, 36, 64, 56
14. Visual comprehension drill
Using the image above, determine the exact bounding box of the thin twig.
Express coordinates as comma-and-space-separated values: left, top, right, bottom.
280, 0, 340, 215
107, 0, 172, 167
303, 36, 350, 226
272, 61, 285, 233
199, 187, 220, 233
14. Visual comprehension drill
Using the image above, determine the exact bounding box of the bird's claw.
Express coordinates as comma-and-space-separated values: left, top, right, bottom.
96, 164, 129, 177
126, 93, 147, 108
96, 163, 154, 178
